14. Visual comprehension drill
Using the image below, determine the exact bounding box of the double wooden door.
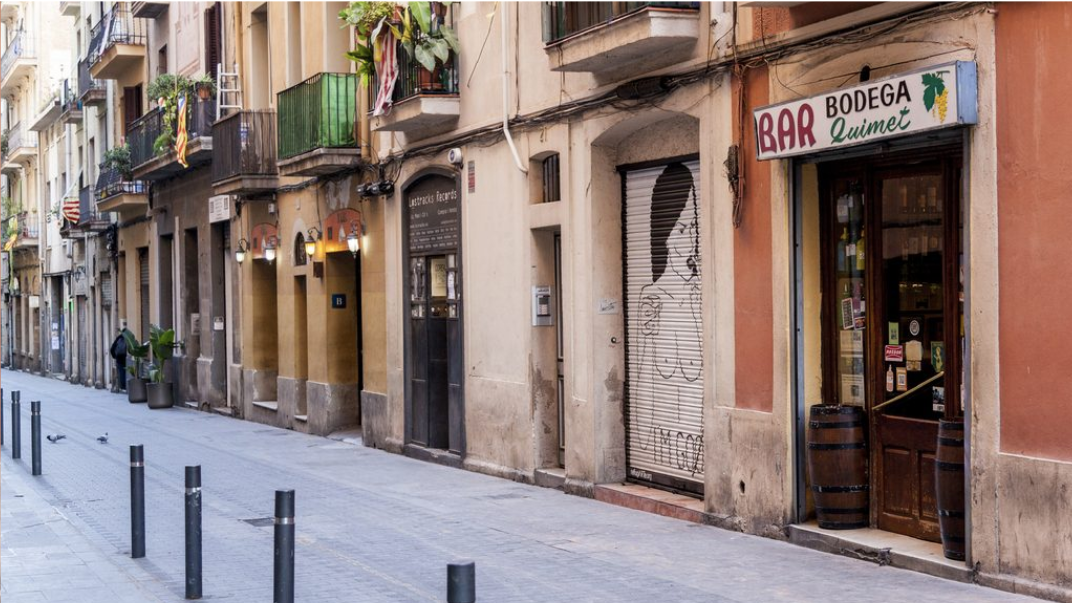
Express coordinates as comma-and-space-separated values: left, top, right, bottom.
820, 148, 963, 541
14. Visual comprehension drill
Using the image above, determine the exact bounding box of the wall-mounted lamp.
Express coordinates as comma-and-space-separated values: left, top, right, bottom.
11, 277, 20, 292
264, 236, 278, 264
304, 227, 322, 259
346, 221, 362, 257
235, 238, 249, 263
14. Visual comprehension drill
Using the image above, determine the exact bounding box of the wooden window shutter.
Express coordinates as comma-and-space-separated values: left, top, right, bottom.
123, 86, 143, 130
204, 3, 221, 81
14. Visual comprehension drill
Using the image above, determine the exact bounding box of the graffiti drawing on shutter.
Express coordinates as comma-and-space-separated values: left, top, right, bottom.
625, 160, 705, 488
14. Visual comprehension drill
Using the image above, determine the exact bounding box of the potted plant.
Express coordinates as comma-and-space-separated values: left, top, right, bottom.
102, 144, 133, 180
146, 324, 179, 409
401, 2, 458, 92
193, 72, 217, 101
146, 74, 194, 157
339, 1, 400, 87
122, 328, 149, 403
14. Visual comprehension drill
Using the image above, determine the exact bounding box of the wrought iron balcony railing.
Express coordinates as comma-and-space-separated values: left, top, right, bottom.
78, 58, 105, 101
87, 3, 146, 66
15, 211, 39, 239
277, 73, 358, 161
1, 29, 34, 82
543, 1, 699, 42
212, 109, 278, 183
95, 165, 146, 201
127, 97, 217, 169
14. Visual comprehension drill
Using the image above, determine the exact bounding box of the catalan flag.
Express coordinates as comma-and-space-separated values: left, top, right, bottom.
62, 196, 80, 224
176, 93, 189, 168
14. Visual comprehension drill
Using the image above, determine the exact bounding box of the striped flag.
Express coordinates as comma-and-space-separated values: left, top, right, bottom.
176, 93, 189, 168
62, 196, 80, 224
373, 31, 398, 116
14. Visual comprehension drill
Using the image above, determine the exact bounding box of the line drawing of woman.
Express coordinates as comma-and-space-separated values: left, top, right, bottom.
631, 162, 704, 478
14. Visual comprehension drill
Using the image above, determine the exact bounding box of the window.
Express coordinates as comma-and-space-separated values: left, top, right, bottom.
542, 154, 561, 203
543, 2, 698, 43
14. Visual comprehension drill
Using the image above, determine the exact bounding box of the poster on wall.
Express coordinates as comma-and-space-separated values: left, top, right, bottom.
753, 61, 978, 160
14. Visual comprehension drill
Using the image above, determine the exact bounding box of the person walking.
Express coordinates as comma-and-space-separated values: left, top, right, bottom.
109, 329, 128, 391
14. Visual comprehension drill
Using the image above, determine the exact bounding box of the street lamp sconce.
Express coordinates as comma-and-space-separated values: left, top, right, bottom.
305, 227, 322, 259
346, 221, 363, 257
234, 238, 249, 264
263, 236, 278, 264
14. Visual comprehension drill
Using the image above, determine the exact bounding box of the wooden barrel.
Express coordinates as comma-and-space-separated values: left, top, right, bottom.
808, 405, 868, 529
936, 419, 966, 560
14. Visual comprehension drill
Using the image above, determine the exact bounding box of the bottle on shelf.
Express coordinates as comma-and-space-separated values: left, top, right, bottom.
856, 227, 866, 271
887, 365, 895, 393
837, 227, 848, 272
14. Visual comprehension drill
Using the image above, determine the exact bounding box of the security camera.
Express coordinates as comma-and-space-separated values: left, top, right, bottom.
447, 147, 463, 166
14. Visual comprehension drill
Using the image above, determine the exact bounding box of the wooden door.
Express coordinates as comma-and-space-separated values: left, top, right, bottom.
820, 150, 962, 542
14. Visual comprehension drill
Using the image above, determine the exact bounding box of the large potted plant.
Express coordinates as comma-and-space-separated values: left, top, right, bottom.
102, 144, 134, 180
122, 328, 149, 403
340, 2, 458, 95
146, 324, 179, 409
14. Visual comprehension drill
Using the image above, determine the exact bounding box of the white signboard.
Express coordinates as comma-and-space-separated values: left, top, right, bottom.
208, 195, 231, 224
753, 61, 977, 160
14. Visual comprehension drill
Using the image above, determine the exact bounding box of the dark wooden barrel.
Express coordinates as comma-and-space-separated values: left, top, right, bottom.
936, 419, 966, 560
808, 405, 868, 529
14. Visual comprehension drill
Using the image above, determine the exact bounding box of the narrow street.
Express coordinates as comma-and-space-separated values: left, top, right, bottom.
0, 369, 1038, 603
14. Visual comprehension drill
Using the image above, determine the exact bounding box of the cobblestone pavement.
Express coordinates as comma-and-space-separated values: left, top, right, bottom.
0, 369, 1043, 603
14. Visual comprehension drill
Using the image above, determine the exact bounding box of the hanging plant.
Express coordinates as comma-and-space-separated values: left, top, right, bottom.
147, 74, 194, 157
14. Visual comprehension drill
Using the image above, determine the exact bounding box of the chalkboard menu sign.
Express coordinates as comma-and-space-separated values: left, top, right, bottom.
407, 175, 459, 254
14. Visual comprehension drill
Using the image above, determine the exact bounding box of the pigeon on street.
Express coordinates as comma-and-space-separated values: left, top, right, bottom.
46, 434, 66, 443
97, 433, 109, 444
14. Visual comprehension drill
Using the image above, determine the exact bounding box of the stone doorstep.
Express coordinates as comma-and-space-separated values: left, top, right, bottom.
534, 467, 566, 490
252, 400, 279, 411
593, 482, 706, 524
787, 521, 973, 583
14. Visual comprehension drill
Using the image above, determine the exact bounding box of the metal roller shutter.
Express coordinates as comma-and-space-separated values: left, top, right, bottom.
623, 160, 705, 495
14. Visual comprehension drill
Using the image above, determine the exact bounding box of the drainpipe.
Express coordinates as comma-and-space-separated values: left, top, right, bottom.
500, 2, 527, 174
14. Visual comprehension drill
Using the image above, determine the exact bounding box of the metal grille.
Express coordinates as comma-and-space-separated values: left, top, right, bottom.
101, 272, 113, 308
543, 2, 699, 43
212, 109, 277, 183
623, 160, 704, 493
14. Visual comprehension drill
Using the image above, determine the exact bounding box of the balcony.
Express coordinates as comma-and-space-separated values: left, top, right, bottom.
2, 123, 37, 172
78, 59, 107, 106
543, 2, 700, 81
12, 212, 40, 251
88, 4, 146, 80
1, 30, 37, 97
61, 187, 111, 237
277, 73, 360, 177
370, 46, 460, 140
95, 165, 148, 214
132, 2, 168, 19
60, 2, 81, 17
212, 109, 279, 194
129, 97, 217, 181
60, 78, 83, 125
30, 92, 63, 132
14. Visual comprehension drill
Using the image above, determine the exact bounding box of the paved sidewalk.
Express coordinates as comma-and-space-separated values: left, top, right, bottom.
0, 369, 1044, 602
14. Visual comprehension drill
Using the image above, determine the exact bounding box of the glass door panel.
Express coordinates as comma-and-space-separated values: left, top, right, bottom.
878, 173, 946, 420
831, 179, 867, 407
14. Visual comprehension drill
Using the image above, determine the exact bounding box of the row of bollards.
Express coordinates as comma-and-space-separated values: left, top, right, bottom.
4, 389, 479, 601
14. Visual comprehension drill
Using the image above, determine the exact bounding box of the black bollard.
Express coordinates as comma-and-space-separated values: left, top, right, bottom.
11, 392, 21, 460
273, 490, 295, 603
185, 466, 202, 600
130, 445, 145, 558
30, 401, 41, 476
447, 561, 476, 603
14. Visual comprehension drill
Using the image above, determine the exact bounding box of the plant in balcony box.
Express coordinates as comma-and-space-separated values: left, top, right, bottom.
146, 324, 180, 409
147, 74, 194, 157
339, 1, 400, 86
102, 144, 133, 180
192, 72, 217, 101
122, 328, 149, 403
401, 1, 458, 85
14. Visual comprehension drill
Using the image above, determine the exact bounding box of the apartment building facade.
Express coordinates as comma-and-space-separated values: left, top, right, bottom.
3, 3, 1069, 601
